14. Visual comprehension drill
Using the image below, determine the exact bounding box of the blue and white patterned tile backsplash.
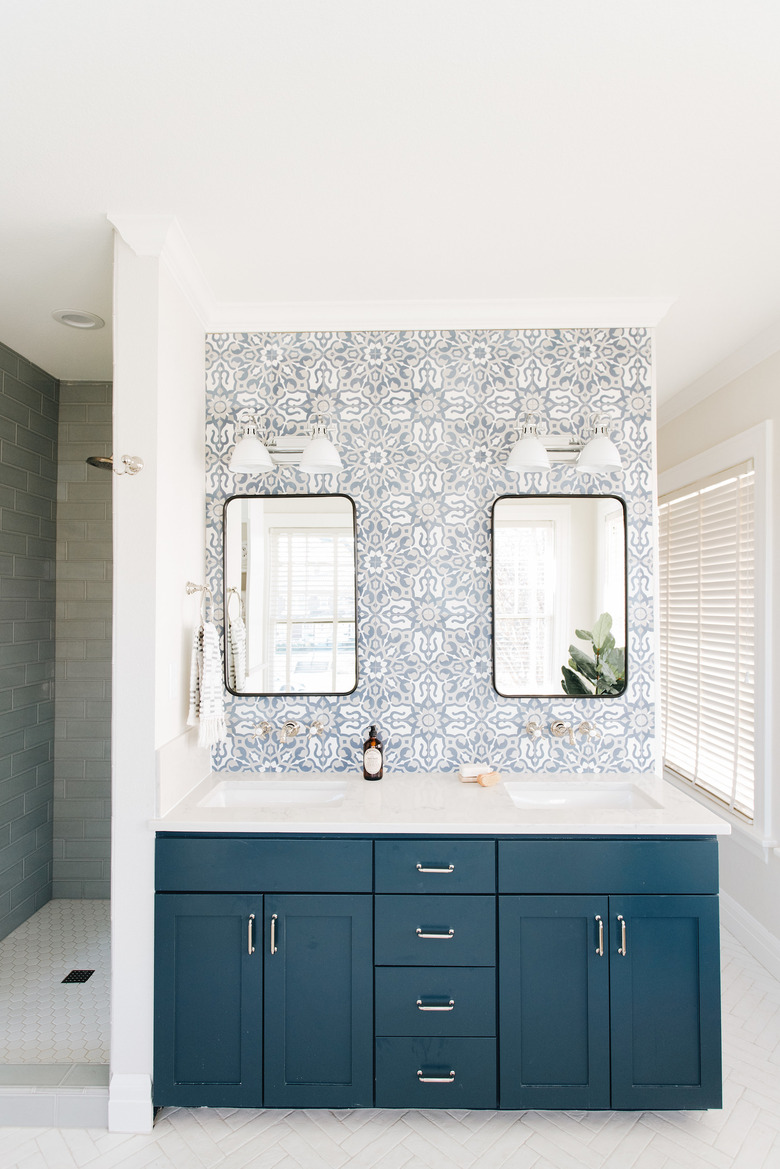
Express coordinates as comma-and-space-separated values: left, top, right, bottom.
205, 328, 656, 775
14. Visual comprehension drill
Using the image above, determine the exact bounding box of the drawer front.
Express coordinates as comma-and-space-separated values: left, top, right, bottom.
375, 1037, 497, 1108
375, 966, 496, 1037
375, 839, 496, 894
499, 838, 719, 895
375, 895, 496, 966
156, 836, 373, 893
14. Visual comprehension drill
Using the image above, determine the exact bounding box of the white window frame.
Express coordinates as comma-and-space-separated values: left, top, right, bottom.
657, 421, 773, 855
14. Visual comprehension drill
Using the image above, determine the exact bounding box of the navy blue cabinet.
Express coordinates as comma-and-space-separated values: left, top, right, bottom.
499, 892, 722, 1111
263, 894, 373, 1108
154, 893, 263, 1107
154, 833, 722, 1112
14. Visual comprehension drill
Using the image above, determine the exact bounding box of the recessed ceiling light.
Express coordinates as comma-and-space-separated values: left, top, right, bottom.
52, 309, 105, 330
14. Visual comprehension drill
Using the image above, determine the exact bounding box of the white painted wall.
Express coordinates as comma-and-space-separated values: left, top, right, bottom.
657, 348, 780, 962
108, 225, 206, 1132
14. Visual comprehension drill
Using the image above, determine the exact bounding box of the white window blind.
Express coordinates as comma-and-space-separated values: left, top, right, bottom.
658, 461, 755, 819
267, 527, 355, 692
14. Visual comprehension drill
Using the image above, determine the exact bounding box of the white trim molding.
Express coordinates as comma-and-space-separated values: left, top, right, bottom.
659, 318, 780, 427
210, 296, 675, 334
107, 1073, 153, 1133
107, 214, 215, 329
720, 889, 780, 983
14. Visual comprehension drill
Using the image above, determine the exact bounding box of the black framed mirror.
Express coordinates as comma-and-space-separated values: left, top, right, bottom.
223, 494, 358, 696
492, 494, 627, 698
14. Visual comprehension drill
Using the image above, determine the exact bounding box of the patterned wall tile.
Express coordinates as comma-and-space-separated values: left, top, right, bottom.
205, 328, 655, 775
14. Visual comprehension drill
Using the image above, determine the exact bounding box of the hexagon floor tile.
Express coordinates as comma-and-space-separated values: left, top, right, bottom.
0, 900, 109, 1064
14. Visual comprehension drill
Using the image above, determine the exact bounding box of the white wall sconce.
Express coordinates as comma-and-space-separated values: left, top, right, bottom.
229, 411, 343, 476
506, 412, 622, 473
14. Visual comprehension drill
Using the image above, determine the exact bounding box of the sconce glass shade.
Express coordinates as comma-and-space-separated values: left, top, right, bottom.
299, 417, 343, 475
506, 417, 551, 472
229, 420, 274, 473
577, 420, 622, 472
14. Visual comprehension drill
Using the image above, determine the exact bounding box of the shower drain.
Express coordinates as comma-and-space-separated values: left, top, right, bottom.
62, 969, 95, 983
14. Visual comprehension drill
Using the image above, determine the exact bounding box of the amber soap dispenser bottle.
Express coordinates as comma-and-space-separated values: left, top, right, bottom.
362, 725, 383, 780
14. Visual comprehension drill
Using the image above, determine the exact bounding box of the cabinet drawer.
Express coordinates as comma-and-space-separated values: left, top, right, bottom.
375, 839, 495, 894
499, 838, 719, 895
375, 967, 496, 1036
375, 895, 496, 966
156, 836, 373, 893
375, 1037, 497, 1108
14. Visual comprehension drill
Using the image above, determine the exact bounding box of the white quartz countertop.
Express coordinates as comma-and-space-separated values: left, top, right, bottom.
152, 770, 731, 836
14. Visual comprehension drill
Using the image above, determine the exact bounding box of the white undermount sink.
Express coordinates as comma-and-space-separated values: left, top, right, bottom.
505, 781, 663, 811
199, 777, 347, 808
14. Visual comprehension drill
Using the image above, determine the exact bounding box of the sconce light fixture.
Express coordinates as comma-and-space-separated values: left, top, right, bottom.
228, 411, 343, 476
506, 412, 622, 473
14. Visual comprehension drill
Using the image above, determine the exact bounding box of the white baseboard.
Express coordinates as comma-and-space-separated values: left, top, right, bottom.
108, 1073, 154, 1133
719, 889, 780, 981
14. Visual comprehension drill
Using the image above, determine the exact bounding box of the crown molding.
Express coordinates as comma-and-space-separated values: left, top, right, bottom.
106, 213, 215, 328
208, 296, 675, 334
659, 318, 780, 427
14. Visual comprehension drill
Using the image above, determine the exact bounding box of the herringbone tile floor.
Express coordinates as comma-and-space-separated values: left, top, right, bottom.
1, 927, 778, 1169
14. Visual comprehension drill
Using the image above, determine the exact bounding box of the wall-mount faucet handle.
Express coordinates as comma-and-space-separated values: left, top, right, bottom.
250, 721, 273, 742
309, 718, 327, 737
279, 719, 303, 745
525, 718, 543, 741
550, 720, 574, 745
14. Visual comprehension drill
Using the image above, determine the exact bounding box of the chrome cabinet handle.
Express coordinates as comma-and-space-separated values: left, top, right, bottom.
416, 999, 455, 1011
417, 1069, 456, 1083
595, 914, 604, 957
416, 928, 454, 939
270, 913, 278, 955
248, 914, 256, 955
416, 864, 455, 873
617, 914, 627, 956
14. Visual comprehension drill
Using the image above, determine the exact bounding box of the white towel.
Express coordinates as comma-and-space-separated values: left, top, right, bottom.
228, 610, 247, 691
187, 621, 227, 748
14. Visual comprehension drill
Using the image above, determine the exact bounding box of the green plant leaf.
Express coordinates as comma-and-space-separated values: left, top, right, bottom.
574, 628, 593, 642
568, 646, 599, 682
604, 647, 625, 679
591, 612, 613, 650
561, 666, 593, 695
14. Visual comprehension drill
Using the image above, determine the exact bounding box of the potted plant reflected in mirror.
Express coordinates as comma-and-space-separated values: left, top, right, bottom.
561, 612, 626, 696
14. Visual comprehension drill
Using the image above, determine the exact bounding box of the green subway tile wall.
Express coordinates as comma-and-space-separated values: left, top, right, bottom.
53, 382, 112, 899
0, 341, 58, 941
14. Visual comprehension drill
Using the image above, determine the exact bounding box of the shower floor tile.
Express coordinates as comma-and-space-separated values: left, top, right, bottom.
0, 900, 109, 1064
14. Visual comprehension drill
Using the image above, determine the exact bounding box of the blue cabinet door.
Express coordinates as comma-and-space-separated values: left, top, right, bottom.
610, 895, 722, 1110
499, 895, 610, 1110
154, 893, 262, 1107
263, 894, 374, 1108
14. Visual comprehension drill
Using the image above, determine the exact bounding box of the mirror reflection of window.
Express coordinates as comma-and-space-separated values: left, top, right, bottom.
224, 495, 358, 696
492, 495, 626, 698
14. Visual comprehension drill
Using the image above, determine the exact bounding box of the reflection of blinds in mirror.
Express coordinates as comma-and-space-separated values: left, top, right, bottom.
658, 461, 755, 820
494, 521, 556, 693
602, 510, 625, 644
267, 528, 356, 692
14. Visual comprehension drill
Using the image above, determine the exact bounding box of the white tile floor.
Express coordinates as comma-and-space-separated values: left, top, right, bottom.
1, 918, 779, 1167
0, 900, 110, 1066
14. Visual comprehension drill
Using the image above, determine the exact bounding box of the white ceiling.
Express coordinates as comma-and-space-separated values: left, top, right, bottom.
2, 0, 779, 406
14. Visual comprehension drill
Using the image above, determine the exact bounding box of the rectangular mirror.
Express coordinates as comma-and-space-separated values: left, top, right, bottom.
492, 494, 627, 698
223, 494, 358, 696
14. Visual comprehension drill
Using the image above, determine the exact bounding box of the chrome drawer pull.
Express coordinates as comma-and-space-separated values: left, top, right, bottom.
270, 913, 278, 955
417, 1069, 456, 1083
416, 999, 455, 1011
617, 914, 627, 957
248, 914, 256, 955
416, 864, 455, 873
595, 914, 604, 957
416, 928, 455, 939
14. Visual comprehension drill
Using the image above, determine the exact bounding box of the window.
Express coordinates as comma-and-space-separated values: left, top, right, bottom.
659, 462, 755, 817
266, 527, 356, 693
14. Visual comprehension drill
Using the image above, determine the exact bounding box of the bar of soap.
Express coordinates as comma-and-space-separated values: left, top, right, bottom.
459, 762, 492, 781
477, 770, 502, 787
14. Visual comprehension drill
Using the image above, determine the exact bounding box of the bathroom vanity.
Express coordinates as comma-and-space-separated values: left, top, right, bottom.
152, 771, 728, 1112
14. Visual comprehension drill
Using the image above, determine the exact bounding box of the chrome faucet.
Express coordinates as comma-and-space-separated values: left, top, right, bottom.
279, 719, 303, 745
550, 720, 575, 746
